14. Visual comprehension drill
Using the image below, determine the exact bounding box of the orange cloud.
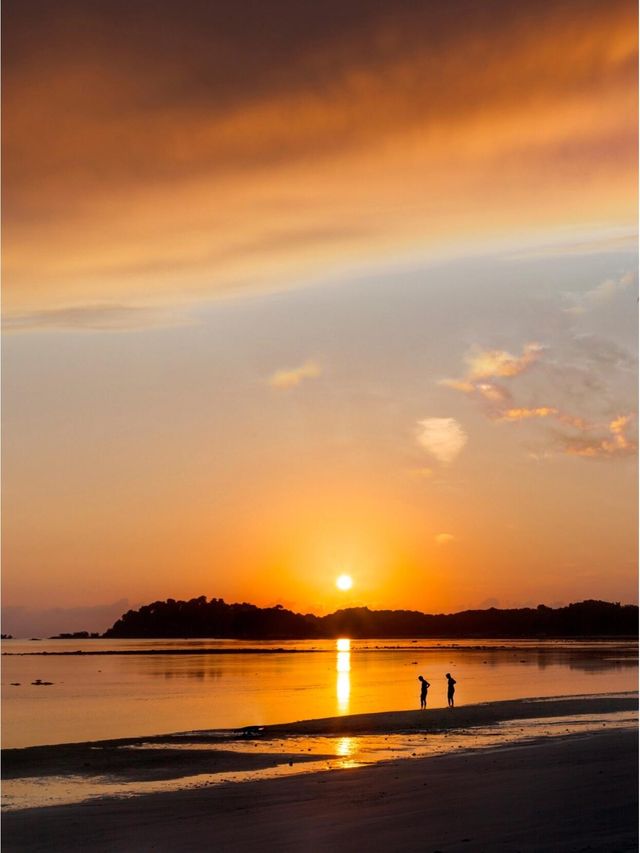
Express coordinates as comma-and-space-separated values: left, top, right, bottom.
557, 414, 592, 430
440, 344, 545, 426
442, 339, 637, 461
440, 344, 542, 411
466, 344, 544, 380
499, 407, 559, 421
2, 0, 636, 315
475, 383, 512, 403
563, 415, 637, 458
500, 407, 637, 459
604, 414, 636, 453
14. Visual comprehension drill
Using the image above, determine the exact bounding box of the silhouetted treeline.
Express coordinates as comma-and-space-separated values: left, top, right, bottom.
103, 597, 638, 639
50, 631, 101, 639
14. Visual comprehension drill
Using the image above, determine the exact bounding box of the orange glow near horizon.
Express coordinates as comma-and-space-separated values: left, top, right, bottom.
1, 1, 637, 636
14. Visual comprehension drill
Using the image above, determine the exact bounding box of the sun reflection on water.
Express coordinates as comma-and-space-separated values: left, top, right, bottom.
336, 736, 354, 757
336, 638, 351, 713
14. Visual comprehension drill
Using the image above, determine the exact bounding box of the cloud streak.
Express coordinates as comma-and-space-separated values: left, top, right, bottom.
268, 360, 322, 390
2, 303, 191, 332
499, 407, 559, 421
563, 270, 635, 315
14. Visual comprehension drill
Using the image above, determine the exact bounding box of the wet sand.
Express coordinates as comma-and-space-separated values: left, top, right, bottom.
262, 693, 638, 735
3, 730, 636, 852
3, 694, 636, 782
2, 696, 638, 852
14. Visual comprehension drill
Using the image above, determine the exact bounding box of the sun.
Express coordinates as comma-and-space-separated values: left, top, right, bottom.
336, 574, 353, 591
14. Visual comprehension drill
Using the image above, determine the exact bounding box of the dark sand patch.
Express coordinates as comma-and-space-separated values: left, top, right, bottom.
2, 744, 329, 783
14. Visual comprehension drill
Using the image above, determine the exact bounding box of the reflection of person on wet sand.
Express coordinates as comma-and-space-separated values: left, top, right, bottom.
418, 675, 430, 709
446, 672, 456, 708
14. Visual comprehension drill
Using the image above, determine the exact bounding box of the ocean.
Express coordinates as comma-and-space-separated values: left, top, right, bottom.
2, 637, 636, 748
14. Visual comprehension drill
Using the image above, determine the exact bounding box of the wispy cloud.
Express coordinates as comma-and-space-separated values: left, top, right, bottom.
498, 407, 559, 421
562, 414, 637, 459
563, 270, 635, 315
435, 533, 455, 546
442, 339, 637, 461
505, 229, 637, 260
465, 343, 543, 380
416, 418, 467, 464
439, 343, 542, 419
268, 360, 322, 390
2, 304, 191, 332
439, 378, 512, 404
496, 403, 634, 457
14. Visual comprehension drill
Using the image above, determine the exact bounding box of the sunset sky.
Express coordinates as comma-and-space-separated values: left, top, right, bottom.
2, 0, 638, 635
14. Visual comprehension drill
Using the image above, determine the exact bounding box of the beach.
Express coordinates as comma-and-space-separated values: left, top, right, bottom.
3, 696, 637, 852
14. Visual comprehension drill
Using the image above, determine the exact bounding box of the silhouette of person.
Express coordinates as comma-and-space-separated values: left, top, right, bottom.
418, 675, 430, 709
446, 672, 456, 708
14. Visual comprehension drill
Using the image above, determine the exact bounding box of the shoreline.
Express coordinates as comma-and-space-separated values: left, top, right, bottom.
3, 694, 637, 760
2, 693, 636, 812
3, 727, 637, 852
260, 693, 638, 736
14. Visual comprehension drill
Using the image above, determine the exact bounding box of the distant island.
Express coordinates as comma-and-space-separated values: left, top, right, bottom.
50, 631, 102, 640
103, 597, 638, 639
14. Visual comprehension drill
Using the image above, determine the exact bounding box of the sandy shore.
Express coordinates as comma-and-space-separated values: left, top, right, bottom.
2, 696, 637, 852
261, 694, 638, 735
2, 730, 636, 852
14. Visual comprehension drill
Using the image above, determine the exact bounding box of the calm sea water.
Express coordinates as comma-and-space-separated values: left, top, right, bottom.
2, 638, 637, 748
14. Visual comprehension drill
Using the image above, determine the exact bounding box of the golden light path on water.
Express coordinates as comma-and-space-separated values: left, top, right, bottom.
336, 639, 351, 713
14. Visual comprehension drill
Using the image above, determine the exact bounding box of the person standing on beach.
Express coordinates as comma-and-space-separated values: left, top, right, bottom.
446, 672, 456, 708
418, 675, 430, 709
